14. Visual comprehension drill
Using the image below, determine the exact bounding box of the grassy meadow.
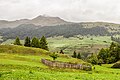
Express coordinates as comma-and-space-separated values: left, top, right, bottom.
47, 36, 112, 53
1, 36, 112, 54
0, 45, 120, 80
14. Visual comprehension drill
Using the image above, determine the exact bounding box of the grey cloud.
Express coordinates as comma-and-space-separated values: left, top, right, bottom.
0, 0, 120, 23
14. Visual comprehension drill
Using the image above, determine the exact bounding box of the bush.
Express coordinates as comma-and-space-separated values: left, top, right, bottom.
83, 66, 92, 71
49, 52, 59, 60
87, 54, 98, 65
82, 63, 92, 71
112, 62, 120, 68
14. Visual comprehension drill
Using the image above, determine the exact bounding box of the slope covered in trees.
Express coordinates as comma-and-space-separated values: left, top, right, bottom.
0, 23, 110, 40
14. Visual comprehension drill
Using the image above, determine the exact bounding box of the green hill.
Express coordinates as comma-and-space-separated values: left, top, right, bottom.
0, 45, 120, 80
0, 45, 49, 55
1, 22, 120, 41
0, 45, 87, 63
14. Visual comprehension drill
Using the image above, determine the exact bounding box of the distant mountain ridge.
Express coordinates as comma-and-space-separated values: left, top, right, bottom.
1, 15, 120, 41
0, 15, 71, 28
0, 23, 110, 40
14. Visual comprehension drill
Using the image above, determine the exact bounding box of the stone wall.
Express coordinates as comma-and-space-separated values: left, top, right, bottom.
41, 59, 92, 71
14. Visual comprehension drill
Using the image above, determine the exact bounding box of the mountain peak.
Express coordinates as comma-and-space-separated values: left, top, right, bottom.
31, 15, 69, 26
0, 15, 70, 28
33, 15, 64, 21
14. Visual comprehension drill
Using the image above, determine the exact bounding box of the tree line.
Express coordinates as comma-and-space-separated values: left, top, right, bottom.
88, 42, 120, 65
14, 36, 48, 50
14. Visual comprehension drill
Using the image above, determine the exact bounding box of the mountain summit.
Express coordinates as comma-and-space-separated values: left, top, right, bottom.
30, 15, 69, 26
0, 15, 70, 28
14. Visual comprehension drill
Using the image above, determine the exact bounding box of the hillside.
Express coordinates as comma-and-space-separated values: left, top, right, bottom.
0, 45, 49, 55
0, 45, 86, 64
0, 23, 110, 40
0, 15, 70, 28
81, 22, 120, 33
0, 15, 120, 41
1, 21, 120, 41
0, 45, 120, 80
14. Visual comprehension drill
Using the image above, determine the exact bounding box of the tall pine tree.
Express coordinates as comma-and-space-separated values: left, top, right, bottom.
14, 37, 21, 45
77, 53, 81, 59
72, 51, 77, 58
39, 36, 48, 50
24, 36, 31, 47
31, 37, 39, 48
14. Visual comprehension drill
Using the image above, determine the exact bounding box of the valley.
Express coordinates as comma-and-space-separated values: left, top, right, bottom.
0, 16, 120, 80
1, 0, 120, 79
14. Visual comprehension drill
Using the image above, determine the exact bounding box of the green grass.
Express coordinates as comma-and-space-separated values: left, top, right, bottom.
47, 36, 112, 53
1, 36, 112, 54
0, 45, 120, 80
0, 36, 3, 41
0, 53, 120, 80
0, 45, 50, 55
1, 39, 24, 45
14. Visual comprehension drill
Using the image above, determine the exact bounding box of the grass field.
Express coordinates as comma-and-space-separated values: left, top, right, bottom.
47, 36, 112, 54
0, 36, 3, 42
1, 36, 112, 54
0, 45, 120, 80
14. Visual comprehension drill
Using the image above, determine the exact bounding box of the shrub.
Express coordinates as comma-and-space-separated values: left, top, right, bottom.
82, 63, 92, 71
49, 52, 59, 60
112, 62, 120, 68
87, 54, 98, 65
83, 66, 92, 71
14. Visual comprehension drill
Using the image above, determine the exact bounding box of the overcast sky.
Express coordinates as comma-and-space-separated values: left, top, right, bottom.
0, 0, 120, 23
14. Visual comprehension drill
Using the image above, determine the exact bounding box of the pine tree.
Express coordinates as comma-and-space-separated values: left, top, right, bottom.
109, 43, 120, 63
109, 42, 116, 50
116, 45, 120, 61
31, 37, 39, 48
72, 51, 77, 58
77, 53, 81, 59
97, 48, 108, 63
14, 37, 21, 45
24, 36, 31, 47
39, 36, 48, 50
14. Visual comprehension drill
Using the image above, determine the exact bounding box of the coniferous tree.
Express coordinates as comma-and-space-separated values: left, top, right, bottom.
97, 42, 120, 64
77, 53, 81, 59
116, 45, 120, 60
14, 37, 21, 45
97, 48, 108, 63
72, 51, 77, 58
109, 42, 116, 50
39, 36, 48, 50
109, 43, 120, 63
24, 36, 31, 47
31, 37, 39, 48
